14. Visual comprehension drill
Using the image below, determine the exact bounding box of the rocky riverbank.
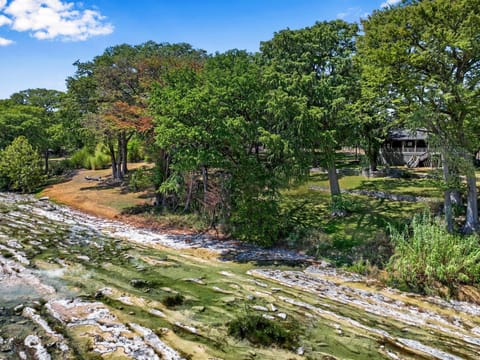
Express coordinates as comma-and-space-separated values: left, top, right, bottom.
1, 192, 480, 359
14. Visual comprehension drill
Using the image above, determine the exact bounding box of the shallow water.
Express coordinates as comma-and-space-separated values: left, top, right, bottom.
1, 192, 480, 359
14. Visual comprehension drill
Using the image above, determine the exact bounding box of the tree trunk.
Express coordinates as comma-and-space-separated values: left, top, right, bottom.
184, 173, 194, 212
441, 151, 454, 233
121, 131, 131, 176
367, 144, 378, 173
108, 141, 117, 179
44, 150, 49, 174
328, 160, 345, 217
202, 165, 209, 206
369, 156, 378, 173
327, 162, 341, 197
463, 158, 479, 234
116, 134, 124, 179
450, 190, 462, 207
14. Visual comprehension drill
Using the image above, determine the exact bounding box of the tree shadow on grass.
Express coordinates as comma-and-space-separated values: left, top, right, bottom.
353, 177, 441, 198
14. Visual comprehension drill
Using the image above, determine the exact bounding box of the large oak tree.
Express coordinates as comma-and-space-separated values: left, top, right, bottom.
359, 0, 480, 232
260, 20, 359, 215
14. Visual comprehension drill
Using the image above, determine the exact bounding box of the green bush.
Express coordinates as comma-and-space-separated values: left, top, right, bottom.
69, 145, 110, 170
88, 145, 110, 170
228, 314, 298, 348
69, 147, 92, 169
127, 137, 145, 162
129, 166, 153, 192
0, 175, 9, 191
230, 197, 282, 246
0, 136, 45, 193
388, 212, 480, 296
48, 159, 74, 176
161, 293, 184, 308
331, 194, 358, 215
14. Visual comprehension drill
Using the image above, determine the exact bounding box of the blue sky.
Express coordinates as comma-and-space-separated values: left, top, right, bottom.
0, 0, 399, 99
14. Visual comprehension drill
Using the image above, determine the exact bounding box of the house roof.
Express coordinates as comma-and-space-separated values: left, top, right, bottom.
387, 129, 428, 141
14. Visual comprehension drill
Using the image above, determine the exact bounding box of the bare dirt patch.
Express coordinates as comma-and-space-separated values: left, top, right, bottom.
40, 164, 196, 234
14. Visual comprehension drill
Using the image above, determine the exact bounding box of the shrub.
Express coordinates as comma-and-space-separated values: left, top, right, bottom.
161, 293, 184, 308
69, 147, 92, 169
388, 212, 480, 296
230, 196, 282, 246
88, 145, 110, 170
227, 314, 298, 348
129, 166, 153, 192
69, 145, 110, 170
330, 194, 358, 216
0, 175, 9, 191
346, 259, 376, 276
48, 159, 74, 176
0, 136, 45, 193
127, 137, 145, 162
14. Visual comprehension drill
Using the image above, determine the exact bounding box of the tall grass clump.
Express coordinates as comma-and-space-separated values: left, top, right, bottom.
69, 145, 110, 170
228, 314, 298, 348
88, 144, 110, 170
388, 212, 480, 296
69, 147, 92, 169
127, 137, 145, 162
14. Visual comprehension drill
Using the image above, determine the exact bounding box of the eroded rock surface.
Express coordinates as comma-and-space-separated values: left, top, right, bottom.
1, 192, 480, 359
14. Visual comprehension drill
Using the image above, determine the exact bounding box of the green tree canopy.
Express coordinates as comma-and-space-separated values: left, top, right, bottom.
67, 41, 207, 179
260, 20, 359, 214
0, 136, 44, 193
151, 50, 301, 244
359, 0, 480, 232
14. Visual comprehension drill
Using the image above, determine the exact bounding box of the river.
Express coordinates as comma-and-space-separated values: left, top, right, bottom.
0, 192, 479, 359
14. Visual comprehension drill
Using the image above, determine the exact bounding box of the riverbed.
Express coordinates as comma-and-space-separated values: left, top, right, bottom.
1, 192, 480, 359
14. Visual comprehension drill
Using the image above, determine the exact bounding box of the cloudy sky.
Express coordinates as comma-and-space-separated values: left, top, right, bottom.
0, 0, 400, 99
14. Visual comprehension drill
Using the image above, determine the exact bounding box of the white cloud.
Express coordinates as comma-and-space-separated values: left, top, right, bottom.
0, 14, 11, 25
381, 0, 402, 8
0, 0, 113, 41
0, 36, 13, 45
0, 0, 6, 10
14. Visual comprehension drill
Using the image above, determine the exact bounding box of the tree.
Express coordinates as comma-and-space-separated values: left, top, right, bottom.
9, 88, 65, 173
67, 42, 206, 179
352, 69, 393, 173
0, 136, 44, 193
260, 20, 359, 215
151, 50, 299, 244
0, 100, 46, 151
10, 88, 63, 112
359, 0, 480, 232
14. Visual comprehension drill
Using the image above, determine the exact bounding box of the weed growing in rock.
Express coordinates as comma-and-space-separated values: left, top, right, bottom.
161, 293, 184, 308
228, 314, 298, 348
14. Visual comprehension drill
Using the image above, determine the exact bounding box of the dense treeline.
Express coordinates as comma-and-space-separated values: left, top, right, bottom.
1, 0, 480, 247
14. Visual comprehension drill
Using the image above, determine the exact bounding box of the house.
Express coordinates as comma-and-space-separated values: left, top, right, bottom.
380, 129, 438, 168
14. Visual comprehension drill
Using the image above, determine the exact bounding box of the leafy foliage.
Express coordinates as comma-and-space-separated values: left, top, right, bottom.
388, 212, 480, 296
359, 0, 480, 231
228, 314, 298, 348
152, 50, 298, 244
128, 166, 153, 192
69, 145, 110, 170
0, 136, 44, 193
161, 293, 185, 308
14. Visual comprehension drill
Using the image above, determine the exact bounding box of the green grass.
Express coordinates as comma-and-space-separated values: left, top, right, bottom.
281, 172, 436, 266
388, 212, 480, 297
307, 172, 442, 198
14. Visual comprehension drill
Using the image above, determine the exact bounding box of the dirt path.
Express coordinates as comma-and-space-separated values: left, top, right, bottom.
41, 165, 150, 220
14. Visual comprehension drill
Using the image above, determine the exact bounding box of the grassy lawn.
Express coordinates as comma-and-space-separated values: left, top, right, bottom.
281, 171, 437, 266
308, 172, 443, 198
